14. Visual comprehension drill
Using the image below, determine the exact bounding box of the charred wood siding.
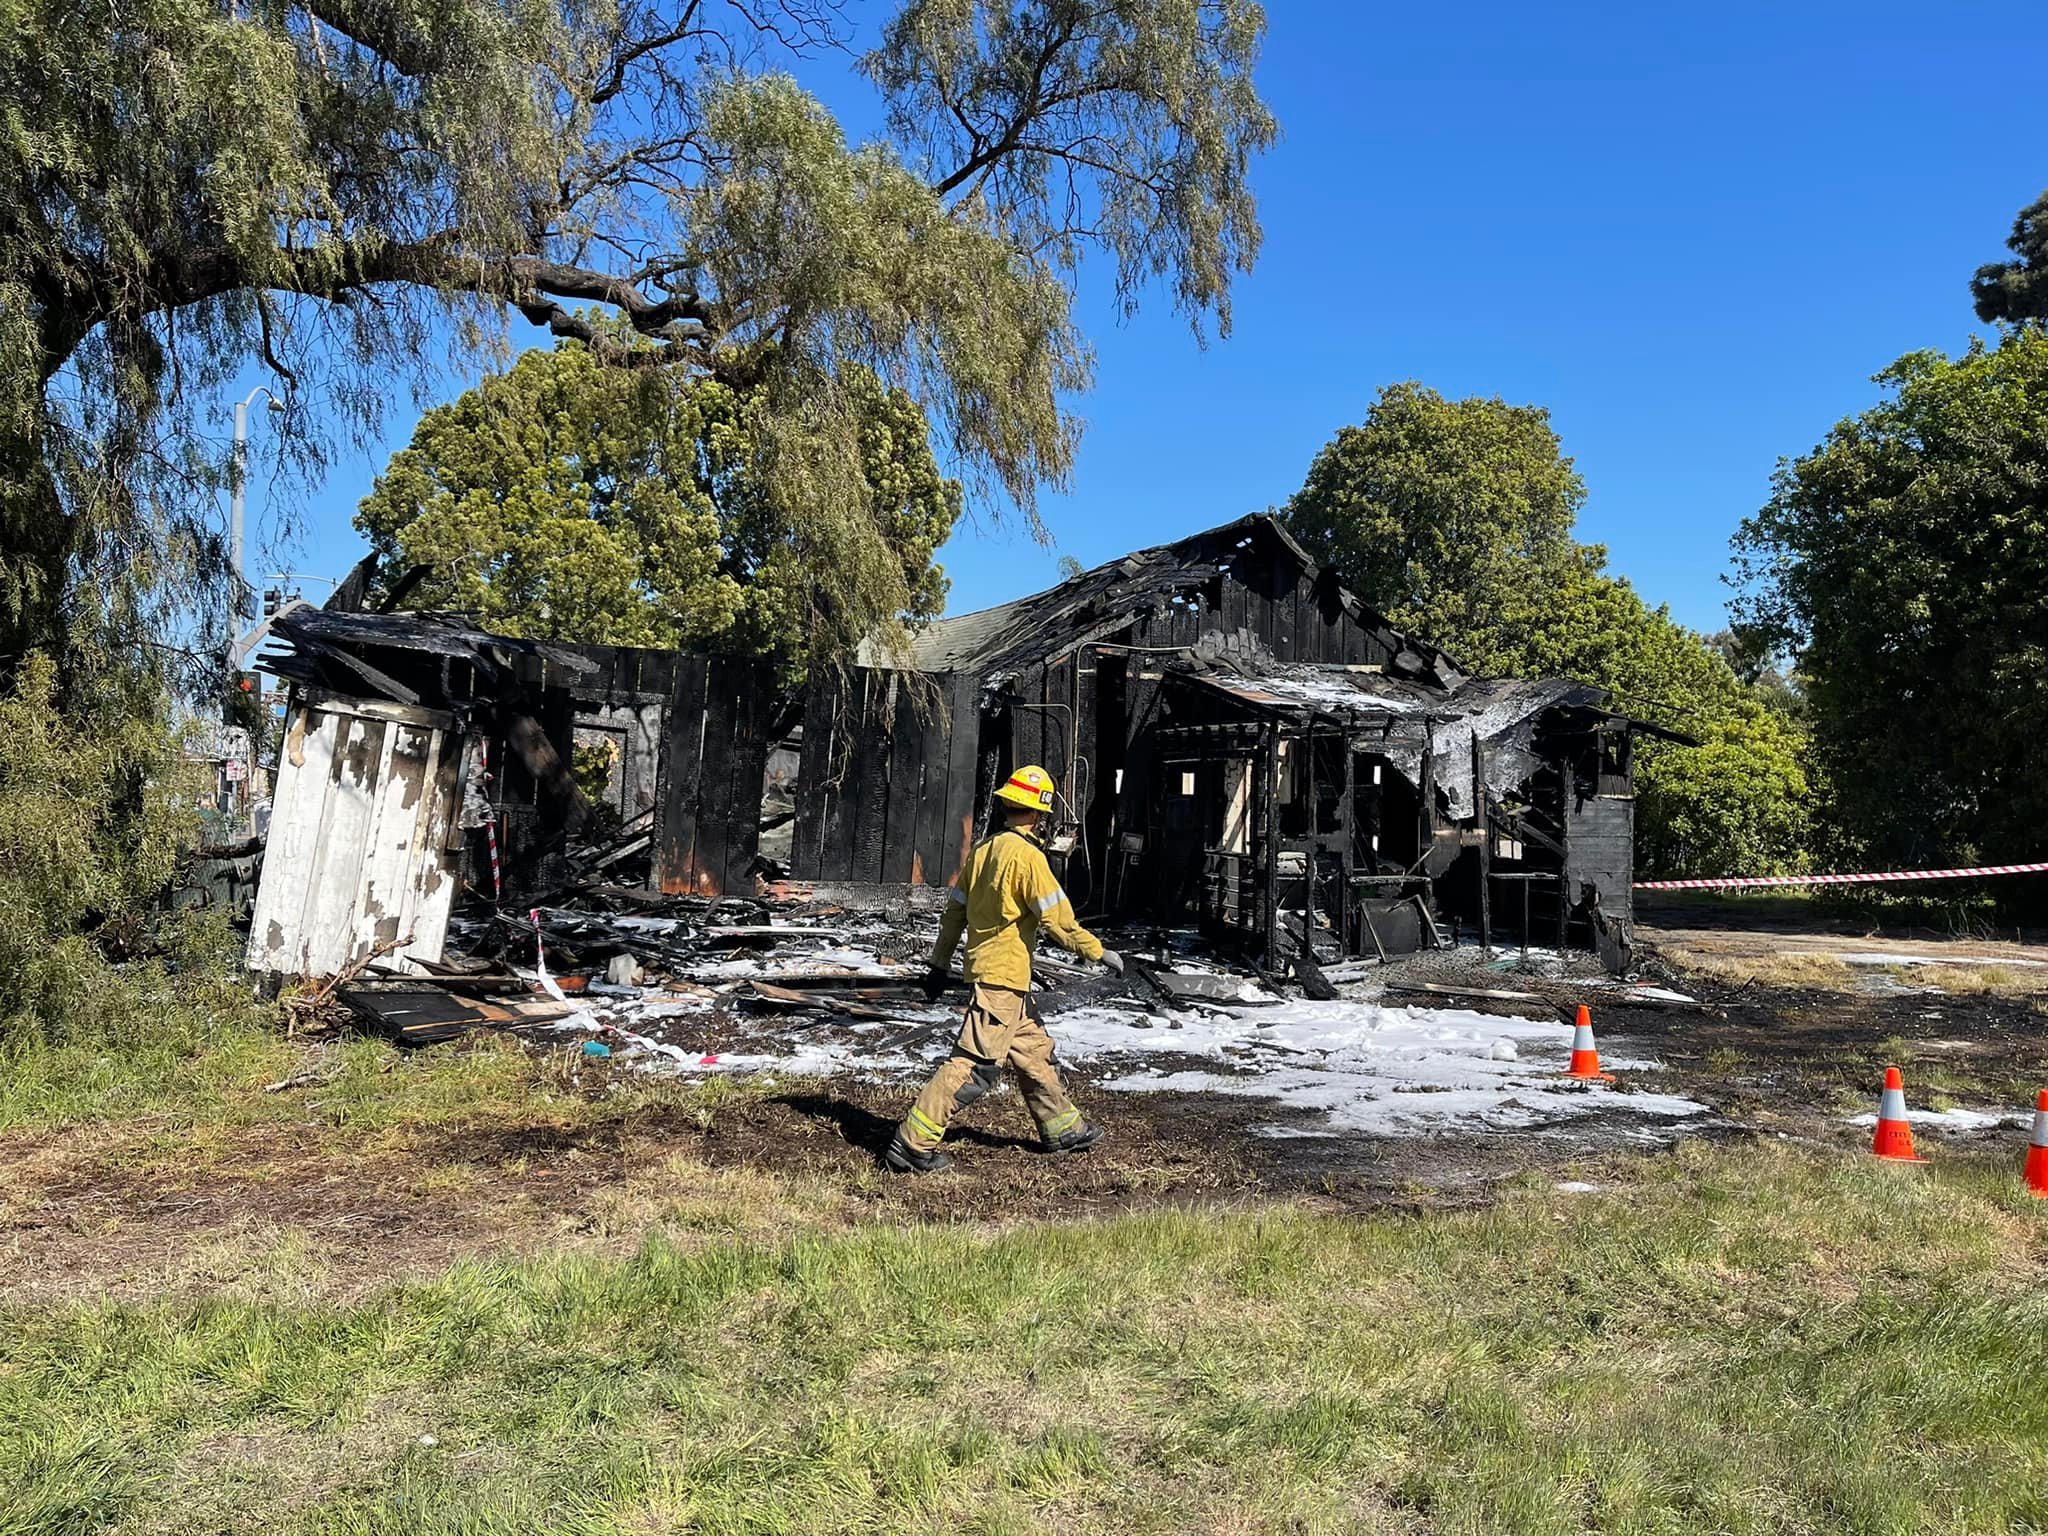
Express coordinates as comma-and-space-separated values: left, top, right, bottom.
1117, 569, 1396, 671
546, 644, 774, 898
649, 653, 772, 897
1564, 791, 1635, 926
792, 668, 983, 887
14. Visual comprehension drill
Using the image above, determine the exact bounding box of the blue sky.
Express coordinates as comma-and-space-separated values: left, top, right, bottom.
252, 0, 2048, 634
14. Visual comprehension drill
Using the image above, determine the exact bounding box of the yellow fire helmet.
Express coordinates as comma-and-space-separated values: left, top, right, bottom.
994, 764, 1057, 813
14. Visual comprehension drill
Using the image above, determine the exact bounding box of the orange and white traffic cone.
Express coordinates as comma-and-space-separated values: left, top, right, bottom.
2024, 1090, 2048, 1198
1564, 1005, 1615, 1082
1871, 1066, 1928, 1163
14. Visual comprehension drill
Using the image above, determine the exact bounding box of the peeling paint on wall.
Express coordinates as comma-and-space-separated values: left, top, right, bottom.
246, 697, 469, 977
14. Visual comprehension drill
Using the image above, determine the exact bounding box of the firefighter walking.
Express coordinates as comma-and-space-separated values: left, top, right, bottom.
885, 765, 1124, 1175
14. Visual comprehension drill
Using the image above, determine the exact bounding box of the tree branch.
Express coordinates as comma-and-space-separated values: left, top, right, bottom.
590, 0, 709, 105
297, 0, 443, 78
929, 13, 1081, 197
46, 236, 721, 378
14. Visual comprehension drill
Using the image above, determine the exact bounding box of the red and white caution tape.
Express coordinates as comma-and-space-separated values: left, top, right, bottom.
1636, 862, 2048, 891
481, 740, 502, 902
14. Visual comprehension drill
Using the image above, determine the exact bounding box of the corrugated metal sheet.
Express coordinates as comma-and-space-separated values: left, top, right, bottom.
247, 695, 471, 977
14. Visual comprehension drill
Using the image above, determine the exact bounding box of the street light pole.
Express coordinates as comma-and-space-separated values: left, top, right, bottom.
230, 386, 283, 625
223, 386, 286, 829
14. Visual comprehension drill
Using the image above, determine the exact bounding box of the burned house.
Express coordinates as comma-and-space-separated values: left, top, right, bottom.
246, 514, 1666, 981
795, 514, 1665, 971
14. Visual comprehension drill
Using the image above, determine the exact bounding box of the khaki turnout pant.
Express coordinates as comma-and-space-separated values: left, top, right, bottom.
900, 984, 1082, 1152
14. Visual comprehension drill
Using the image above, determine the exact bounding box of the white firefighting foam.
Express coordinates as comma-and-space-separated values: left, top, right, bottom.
555, 988, 1708, 1141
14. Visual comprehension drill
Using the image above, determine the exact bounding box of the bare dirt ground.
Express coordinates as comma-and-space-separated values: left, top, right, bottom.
5, 908, 2045, 1304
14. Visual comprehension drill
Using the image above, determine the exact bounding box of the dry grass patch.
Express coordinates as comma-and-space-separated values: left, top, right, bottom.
1666, 944, 2048, 1003
1892, 962, 2048, 999
580, 1153, 850, 1244
1664, 946, 1859, 991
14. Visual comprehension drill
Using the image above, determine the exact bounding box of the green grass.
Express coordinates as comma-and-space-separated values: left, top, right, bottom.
0, 912, 639, 1144
0, 1010, 721, 1158
4, 1141, 2046, 1535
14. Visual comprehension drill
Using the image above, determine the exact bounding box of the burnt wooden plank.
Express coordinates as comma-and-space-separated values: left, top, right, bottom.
939, 672, 984, 883
1292, 574, 1313, 661
1222, 569, 1249, 650
1074, 655, 1106, 910
1272, 575, 1296, 659
849, 670, 894, 883
1118, 666, 1161, 913
567, 645, 614, 696
1314, 579, 1344, 664
692, 657, 742, 895
1073, 655, 1099, 825
654, 655, 708, 893
1013, 666, 1045, 774
910, 673, 955, 887
1244, 558, 1270, 656
1038, 660, 1070, 816
818, 671, 866, 881
790, 671, 837, 879
719, 663, 771, 892
881, 673, 925, 884
505, 710, 589, 837
538, 682, 578, 811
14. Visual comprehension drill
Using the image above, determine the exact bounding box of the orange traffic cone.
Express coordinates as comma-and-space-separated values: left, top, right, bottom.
1564, 1005, 1615, 1082
2024, 1090, 2048, 1198
1871, 1066, 1928, 1163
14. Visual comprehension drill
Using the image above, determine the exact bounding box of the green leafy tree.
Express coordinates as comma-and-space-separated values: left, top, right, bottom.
1513, 561, 1811, 877
2, 0, 1277, 685
1285, 383, 1811, 877
355, 344, 961, 666
1970, 190, 2048, 327
1734, 333, 2048, 872
1, 656, 199, 1046
1281, 384, 1588, 674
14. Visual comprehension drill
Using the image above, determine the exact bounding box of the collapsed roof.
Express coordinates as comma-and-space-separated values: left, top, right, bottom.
258, 608, 596, 711
886, 512, 1466, 689
1171, 658, 1614, 820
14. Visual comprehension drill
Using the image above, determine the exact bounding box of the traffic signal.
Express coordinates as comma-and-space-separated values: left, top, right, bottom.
262, 588, 283, 617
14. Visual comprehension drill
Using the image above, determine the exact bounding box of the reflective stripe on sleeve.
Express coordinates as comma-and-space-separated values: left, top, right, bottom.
1036, 887, 1067, 915
946, 885, 967, 905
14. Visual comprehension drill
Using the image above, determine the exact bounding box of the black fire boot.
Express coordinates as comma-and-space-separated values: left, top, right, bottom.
1043, 1119, 1105, 1156
884, 1131, 953, 1175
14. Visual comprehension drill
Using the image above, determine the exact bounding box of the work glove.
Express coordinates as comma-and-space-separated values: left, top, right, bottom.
1099, 949, 1126, 976
921, 966, 950, 1000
